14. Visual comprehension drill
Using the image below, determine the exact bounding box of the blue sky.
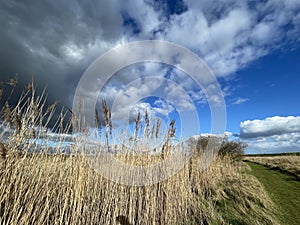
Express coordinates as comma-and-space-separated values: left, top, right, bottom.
227, 47, 300, 132
228, 48, 300, 153
1, 0, 300, 154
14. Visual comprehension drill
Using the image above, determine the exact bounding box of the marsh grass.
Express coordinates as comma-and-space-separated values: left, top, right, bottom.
0, 81, 279, 224
244, 155, 300, 179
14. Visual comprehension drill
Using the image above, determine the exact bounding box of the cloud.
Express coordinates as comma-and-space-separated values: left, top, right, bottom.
245, 134, 300, 154
239, 116, 300, 154
0, 0, 124, 104
101, 66, 193, 123
153, 99, 175, 117
156, 0, 300, 76
232, 97, 249, 105
108, 78, 163, 121
251, 21, 281, 45
1, 0, 300, 127
240, 116, 300, 138
191, 131, 232, 140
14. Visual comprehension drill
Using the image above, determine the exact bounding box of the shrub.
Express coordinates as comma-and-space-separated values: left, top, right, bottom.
218, 140, 247, 160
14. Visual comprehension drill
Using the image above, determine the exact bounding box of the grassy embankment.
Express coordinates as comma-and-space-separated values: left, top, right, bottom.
247, 161, 300, 225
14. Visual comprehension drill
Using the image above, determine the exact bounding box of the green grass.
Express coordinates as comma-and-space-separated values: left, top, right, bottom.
247, 162, 300, 225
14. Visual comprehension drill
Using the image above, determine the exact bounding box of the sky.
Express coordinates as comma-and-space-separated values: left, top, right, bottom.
0, 0, 300, 154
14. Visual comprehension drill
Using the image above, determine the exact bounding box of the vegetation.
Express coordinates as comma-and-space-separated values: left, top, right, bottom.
0, 80, 279, 224
195, 135, 247, 160
218, 140, 247, 160
244, 152, 300, 157
247, 162, 300, 225
244, 155, 300, 179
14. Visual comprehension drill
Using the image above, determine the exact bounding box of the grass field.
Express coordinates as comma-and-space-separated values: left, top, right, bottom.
247, 162, 300, 225
244, 155, 300, 179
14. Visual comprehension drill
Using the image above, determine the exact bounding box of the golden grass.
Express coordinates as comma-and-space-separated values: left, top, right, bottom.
0, 153, 280, 224
0, 81, 279, 224
244, 156, 300, 179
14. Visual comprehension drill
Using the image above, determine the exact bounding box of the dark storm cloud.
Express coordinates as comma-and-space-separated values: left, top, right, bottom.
0, 0, 124, 107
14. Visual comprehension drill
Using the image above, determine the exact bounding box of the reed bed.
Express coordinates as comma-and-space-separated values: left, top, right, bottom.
0, 80, 279, 224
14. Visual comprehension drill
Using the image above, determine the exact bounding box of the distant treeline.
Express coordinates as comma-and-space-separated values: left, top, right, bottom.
244, 152, 300, 157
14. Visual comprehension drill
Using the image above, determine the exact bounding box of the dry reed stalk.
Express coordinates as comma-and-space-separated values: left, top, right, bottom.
102, 99, 111, 150
95, 108, 100, 127
134, 112, 141, 144
4, 101, 12, 128
13, 111, 22, 135
0, 142, 7, 161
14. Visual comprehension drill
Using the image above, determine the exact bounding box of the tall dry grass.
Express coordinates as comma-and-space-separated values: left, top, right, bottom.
244, 155, 300, 179
0, 81, 279, 224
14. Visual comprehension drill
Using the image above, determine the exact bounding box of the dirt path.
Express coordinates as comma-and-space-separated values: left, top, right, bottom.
247, 162, 300, 225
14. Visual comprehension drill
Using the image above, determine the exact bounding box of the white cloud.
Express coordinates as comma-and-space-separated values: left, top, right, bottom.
245, 135, 300, 154
121, 1, 161, 38
251, 22, 281, 45
163, 81, 195, 111
240, 116, 300, 138
153, 99, 175, 117
240, 116, 300, 154
232, 97, 249, 105
189, 132, 233, 144
61, 43, 85, 61
152, 0, 300, 78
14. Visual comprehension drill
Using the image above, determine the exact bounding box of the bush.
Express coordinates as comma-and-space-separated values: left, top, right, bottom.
193, 135, 247, 160
218, 140, 247, 160
196, 136, 210, 152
